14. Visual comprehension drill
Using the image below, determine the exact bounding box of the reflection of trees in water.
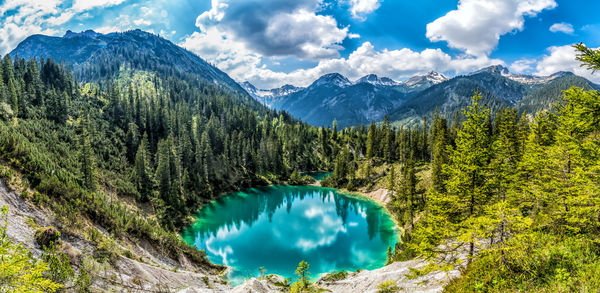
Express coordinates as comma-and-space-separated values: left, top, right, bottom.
183, 186, 395, 245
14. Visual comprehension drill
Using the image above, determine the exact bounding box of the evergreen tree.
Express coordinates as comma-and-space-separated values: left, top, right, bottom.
80, 133, 97, 191
366, 122, 376, 159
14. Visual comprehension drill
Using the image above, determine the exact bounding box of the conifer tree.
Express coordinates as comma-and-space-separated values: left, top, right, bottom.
134, 134, 153, 202
80, 133, 97, 191
366, 122, 376, 159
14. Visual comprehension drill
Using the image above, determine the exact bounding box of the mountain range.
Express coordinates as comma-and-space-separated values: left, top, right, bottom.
241, 71, 448, 127
242, 65, 598, 127
9, 29, 598, 128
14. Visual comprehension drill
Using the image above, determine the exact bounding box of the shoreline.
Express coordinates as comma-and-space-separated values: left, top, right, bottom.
181, 183, 403, 290
335, 187, 404, 241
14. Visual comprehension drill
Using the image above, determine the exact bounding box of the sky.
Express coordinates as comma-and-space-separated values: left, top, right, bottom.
1, 0, 599, 88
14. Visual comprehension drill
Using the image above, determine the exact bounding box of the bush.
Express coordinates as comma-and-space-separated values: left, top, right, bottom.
94, 237, 119, 265
35, 226, 61, 248
321, 271, 348, 282
444, 232, 600, 292
377, 280, 401, 293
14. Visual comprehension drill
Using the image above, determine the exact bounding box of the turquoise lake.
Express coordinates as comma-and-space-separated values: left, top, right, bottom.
181, 185, 398, 285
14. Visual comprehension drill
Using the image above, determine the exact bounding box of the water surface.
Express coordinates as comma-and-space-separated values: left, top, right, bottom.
181, 185, 397, 285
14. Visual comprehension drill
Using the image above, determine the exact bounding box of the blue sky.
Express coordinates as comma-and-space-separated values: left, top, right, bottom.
1, 0, 599, 88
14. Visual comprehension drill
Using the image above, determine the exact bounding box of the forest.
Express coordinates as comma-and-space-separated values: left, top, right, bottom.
322, 44, 600, 292
0, 38, 598, 292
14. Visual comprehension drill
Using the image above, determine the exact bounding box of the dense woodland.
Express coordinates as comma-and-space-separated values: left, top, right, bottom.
322, 44, 600, 292
0, 39, 599, 292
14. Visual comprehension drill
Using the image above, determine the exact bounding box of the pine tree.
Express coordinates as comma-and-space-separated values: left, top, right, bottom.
399, 156, 417, 231
366, 122, 376, 159
134, 134, 153, 202
414, 92, 493, 263
80, 133, 97, 191
388, 164, 396, 197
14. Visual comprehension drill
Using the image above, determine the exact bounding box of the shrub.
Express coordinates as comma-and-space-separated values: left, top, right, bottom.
321, 271, 348, 282
94, 237, 119, 265
35, 226, 61, 248
377, 280, 401, 293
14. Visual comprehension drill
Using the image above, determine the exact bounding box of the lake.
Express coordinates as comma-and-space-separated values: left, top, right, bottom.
181, 185, 398, 285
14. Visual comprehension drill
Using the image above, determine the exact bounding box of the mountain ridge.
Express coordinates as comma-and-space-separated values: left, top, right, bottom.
10, 29, 247, 95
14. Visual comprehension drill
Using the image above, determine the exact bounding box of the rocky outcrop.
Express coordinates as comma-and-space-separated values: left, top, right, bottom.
317, 259, 460, 293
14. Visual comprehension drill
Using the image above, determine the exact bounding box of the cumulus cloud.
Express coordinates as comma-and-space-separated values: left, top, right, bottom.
72, 0, 126, 13
182, 0, 505, 88
509, 58, 537, 73
549, 22, 574, 34
192, 0, 350, 60
426, 0, 557, 56
184, 33, 502, 89
0, 0, 64, 55
535, 44, 600, 83
348, 0, 381, 20
0, 0, 135, 55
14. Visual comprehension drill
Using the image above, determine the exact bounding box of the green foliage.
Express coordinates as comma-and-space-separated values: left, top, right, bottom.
93, 237, 119, 265
41, 246, 75, 285
444, 233, 600, 292
321, 271, 348, 282
0, 206, 62, 293
376, 280, 401, 293
574, 43, 600, 73
290, 260, 311, 292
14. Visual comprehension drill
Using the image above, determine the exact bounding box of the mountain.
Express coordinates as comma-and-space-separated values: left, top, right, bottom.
356, 74, 399, 86
402, 71, 448, 91
390, 65, 599, 125
10, 29, 246, 94
266, 73, 416, 127
240, 81, 304, 107
242, 72, 446, 127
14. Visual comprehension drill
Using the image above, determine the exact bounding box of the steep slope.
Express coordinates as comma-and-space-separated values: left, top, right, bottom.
518, 72, 599, 113
10, 29, 247, 95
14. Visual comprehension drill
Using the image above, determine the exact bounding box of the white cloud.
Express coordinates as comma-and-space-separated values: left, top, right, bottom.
535, 44, 600, 83
549, 22, 574, 34
72, 0, 126, 13
0, 0, 64, 55
183, 28, 502, 89
509, 58, 537, 73
348, 0, 381, 20
426, 0, 556, 56
195, 0, 228, 31
192, 0, 351, 60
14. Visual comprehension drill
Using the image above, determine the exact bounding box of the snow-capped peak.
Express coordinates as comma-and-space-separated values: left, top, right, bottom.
239, 81, 304, 104
471, 65, 510, 76
356, 74, 399, 86
403, 71, 448, 88
312, 73, 352, 88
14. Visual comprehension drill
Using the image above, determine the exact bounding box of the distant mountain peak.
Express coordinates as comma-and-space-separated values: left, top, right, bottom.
357, 74, 398, 86
474, 65, 510, 76
64, 29, 100, 39
312, 73, 352, 88
403, 71, 448, 88
240, 81, 304, 106
240, 81, 257, 91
